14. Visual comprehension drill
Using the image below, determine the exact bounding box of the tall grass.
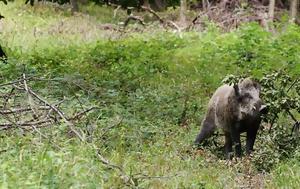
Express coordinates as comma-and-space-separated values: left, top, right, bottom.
0, 1, 300, 188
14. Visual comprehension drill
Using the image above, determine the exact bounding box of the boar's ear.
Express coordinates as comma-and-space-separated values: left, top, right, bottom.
253, 81, 261, 92
233, 84, 240, 97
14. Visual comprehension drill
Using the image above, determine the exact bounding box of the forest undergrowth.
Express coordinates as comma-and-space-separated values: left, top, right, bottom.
0, 1, 300, 188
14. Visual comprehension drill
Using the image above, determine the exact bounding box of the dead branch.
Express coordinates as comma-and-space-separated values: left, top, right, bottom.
141, 6, 181, 31
166, 20, 181, 31
287, 78, 299, 92
0, 77, 33, 87
0, 119, 53, 129
43, 98, 65, 121
101, 116, 123, 137
68, 106, 98, 121
291, 121, 300, 134
186, 4, 282, 32
113, 5, 121, 18
2, 87, 15, 109
124, 15, 145, 27
1, 74, 97, 138
23, 73, 39, 119
0, 106, 50, 114
13, 84, 85, 141
141, 6, 164, 23
94, 146, 136, 187
134, 173, 180, 180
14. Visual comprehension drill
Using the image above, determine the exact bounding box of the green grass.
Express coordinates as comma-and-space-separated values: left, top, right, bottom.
268, 155, 300, 188
0, 1, 300, 188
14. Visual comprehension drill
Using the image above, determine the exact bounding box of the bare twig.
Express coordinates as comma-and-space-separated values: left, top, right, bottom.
2, 87, 15, 109
268, 114, 278, 133
0, 106, 50, 114
141, 6, 181, 31
291, 121, 300, 135
166, 20, 181, 31
23, 73, 38, 119
0, 119, 52, 129
94, 146, 136, 187
44, 97, 66, 120
101, 116, 123, 137
13, 84, 85, 141
141, 6, 164, 23
0, 77, 32, 87
113, 5, 121, 18
287, 78, 299, 93
287, 110, 298, 123
178, 95, 189, 127
68, 106, 98, 121
134, 173, 180, 180
124, 15, 145, 27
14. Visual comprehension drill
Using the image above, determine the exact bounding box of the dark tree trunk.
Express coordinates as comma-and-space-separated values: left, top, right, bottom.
70, 0, 79, 13
0, 45, 7, 63
25, 0, 34, 6
153, 0, 167, 10
0, 0, 7, 5
142, 0, 150, 7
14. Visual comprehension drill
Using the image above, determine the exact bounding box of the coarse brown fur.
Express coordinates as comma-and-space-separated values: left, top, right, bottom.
194, 78, 267, 159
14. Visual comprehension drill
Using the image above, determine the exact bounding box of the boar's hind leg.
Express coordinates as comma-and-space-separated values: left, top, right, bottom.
194, 119, 216, 145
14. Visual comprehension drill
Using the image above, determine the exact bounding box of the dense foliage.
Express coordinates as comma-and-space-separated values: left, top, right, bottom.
0, 2, 300, 188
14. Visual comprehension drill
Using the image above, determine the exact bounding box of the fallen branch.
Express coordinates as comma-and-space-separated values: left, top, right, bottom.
13, 84, 85, 141
0, 77, 33, 87
291, 121, 300, 135
287, 78, 299, 93
113, 5, 121, 18
94, 146, 136, 187
23, 73, 38, 119
134, 173, 180, 180
44, 98, 66, 120
166, 20, 181, 31
101, 116, 123, 137
0, 119, 52, 129
141, 6, 181, 31
68, 106, 99, 121
141, 6, 164, 23
124, 15, 145, 27
0, 106, 50, 114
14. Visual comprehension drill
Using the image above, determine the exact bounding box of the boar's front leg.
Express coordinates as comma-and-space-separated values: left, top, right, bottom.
231, 123, 242, 157
246, 123, 259, 155
224, 132, 233, 159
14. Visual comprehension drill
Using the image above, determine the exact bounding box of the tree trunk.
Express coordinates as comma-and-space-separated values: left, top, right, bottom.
290, 0, 299, 22
70, 0, 79, 13
143, 0, 150, 8
269, 0, 275, 22
202, 0, 208, 10
79, 0, 88, 5
180, 0, 187, 26
154, 0, 166, 11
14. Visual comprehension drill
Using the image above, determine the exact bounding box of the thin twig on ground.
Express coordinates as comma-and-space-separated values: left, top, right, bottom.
124, 15, 145, 27
13, 84, 85, 141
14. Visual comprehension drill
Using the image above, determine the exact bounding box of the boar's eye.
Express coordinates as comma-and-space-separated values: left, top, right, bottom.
244, 93, 253, 99
237, 96, 246, 103
237, 93, 252, 103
